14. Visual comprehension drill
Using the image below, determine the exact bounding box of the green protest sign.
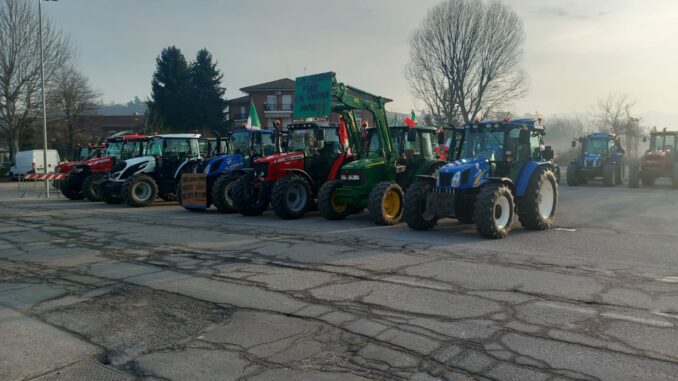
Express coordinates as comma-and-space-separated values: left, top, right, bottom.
294, 72, 333, 119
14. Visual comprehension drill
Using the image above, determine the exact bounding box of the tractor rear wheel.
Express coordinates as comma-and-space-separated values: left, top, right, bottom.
82, 174, 104, 202
212, 173, 242, 213
603, 163, 616, 186
474, 183, 514, 239
517, 168, 557, 231
628, 161, 640, 188
404, 181, 437, 230
271, 174, 312, 219
318, 180, 351, 220
60, 176, 84, 200
231, 174, 269, 216
369, 181, 404, 225
122, 175, 158, 207
566, 163, 579, 186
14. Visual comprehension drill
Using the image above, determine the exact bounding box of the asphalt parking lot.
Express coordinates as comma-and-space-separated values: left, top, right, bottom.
1, 179, 678, 381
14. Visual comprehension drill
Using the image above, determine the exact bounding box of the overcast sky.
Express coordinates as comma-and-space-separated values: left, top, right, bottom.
44, 0, 678, 128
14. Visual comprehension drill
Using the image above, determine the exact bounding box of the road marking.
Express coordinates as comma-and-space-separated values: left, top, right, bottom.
553, 227, 578, 232
540, 302, 673, 327
657, 276, 678, 283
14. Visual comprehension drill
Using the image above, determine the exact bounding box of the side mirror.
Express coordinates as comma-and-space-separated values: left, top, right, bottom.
571, 140, 577, 148
315, 128, 325, 142
253, 132, 262, 145
437, 132, 445, 145
519, 129, 531, 145
543, 146, 554, 160
407, 129, 417, 142
642, 137, 647, 143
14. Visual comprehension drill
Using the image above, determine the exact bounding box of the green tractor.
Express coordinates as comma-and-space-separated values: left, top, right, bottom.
319, 124, 446, 225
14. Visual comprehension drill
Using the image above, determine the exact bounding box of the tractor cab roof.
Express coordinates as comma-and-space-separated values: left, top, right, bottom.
287, 122, 338, 130
588, 132, 614, 139
151, 134, 201, 139
463, 118, 545, 132
229, 128, 276, 135
106, 134, 148, 143
650, 130, 678, 136
390, 125, 438, 132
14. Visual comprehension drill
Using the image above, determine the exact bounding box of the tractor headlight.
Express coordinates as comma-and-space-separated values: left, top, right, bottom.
451, 171, 461, 187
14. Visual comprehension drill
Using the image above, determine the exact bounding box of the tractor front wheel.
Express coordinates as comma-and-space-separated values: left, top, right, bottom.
212, 173, 242, 213
99, 181, 122, 204
122, 175, 158, 207
231, 174, 269, 216
318, 180, 351, 220
404, 181, 437, 230
474, 183, 514, 239
603, 163, 616, 186
60, 176, 84, 200
369, 181, 404, 225
82, 174, 104, 201
566, 163, 579, 186
628, 161, 640, 188
517, 168, 557, 231
271, 174, 312, 219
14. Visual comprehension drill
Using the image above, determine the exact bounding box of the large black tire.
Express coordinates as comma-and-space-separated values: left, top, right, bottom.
628, 161, 640, 188
60, 176, 84, 200
82, 174, 105, 202
122, 175, 158, 207
566, 162, 579, 186
231, 174, 269, 216
318, 180, 351, 220
517, 168, 557, 231
271, 174, 312, 220
455, 196, 474, 224
212, 173, 242, 213
603, 163, 615, 186
473, 183, 514, 239
404, 181, 437, 230
368, 181, 405, 225
99, 181, 123, 204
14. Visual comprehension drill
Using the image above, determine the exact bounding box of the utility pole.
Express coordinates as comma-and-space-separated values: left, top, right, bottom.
38, 0, 49, 196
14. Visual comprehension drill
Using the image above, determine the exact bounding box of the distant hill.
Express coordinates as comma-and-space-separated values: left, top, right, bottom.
98, 97, 146, 116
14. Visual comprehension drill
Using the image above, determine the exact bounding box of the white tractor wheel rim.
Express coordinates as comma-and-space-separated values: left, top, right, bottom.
287, 183, 307, 212
538, 180, 555, 219
134, 183, 152, 201
224, 181, 235, 205
494, 195, 511, 229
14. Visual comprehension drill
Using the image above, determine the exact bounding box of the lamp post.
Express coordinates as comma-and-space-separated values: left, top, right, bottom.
38, 0, 57, 196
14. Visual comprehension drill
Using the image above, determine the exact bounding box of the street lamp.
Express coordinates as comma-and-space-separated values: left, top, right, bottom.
38, 0, 57, 196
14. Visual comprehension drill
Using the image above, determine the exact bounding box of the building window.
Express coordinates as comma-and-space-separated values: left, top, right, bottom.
282, 95, 292, 111
266, 95, 277, 111
240, 105, 246, 117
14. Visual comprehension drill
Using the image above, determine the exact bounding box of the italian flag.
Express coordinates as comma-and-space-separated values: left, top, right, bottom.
246, 100, 261, 130
404, 110, 416, 128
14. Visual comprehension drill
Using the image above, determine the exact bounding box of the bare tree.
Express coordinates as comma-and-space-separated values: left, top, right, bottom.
406, 0, 528, 125
47, 65, 100, 158
594, 94, 646, 157
0, 0, 73, 157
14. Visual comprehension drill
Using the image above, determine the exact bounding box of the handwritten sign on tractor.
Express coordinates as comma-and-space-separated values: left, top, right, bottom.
294, 72, 333, 119
180, 173, 207, 209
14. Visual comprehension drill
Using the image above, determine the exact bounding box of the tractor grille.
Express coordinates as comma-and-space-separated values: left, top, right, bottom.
254, 162, 269, 178
439, 172, 453, 187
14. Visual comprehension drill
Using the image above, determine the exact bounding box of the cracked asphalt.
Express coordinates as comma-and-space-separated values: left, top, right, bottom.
1, 179, 678, 381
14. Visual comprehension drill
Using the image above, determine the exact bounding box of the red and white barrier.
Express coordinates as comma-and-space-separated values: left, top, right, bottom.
23, 173, 67, 180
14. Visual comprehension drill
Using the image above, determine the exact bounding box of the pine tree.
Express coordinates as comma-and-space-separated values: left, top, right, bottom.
190, 49, 227, 135
147, 46, 195, 133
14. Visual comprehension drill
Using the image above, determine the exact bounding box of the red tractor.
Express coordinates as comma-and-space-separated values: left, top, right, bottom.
60, 134, 148, 201
629, 129, 678, 189
231, 122, 353, 218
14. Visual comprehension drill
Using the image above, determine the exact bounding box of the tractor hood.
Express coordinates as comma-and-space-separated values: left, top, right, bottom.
203, 154, 244, 177
79, 157, 113, 168
256, 151, 304, 165
340, 157, 386, 171
438, 158, 490, 189
56, 162, 79, 173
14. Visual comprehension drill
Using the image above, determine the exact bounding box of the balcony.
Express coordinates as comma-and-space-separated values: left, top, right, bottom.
264, 103, 293, 113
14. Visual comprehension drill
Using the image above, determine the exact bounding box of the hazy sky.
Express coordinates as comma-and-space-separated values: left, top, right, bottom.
43, 0, 678, 127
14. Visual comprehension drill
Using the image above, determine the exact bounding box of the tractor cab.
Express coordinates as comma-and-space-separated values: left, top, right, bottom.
568, 132, 625, 186
648, 131, 677, 156
629, 129, 678, 188
228, 129, 278, 163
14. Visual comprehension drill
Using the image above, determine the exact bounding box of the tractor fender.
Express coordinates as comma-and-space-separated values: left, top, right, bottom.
281, 168, 314, 189
420, 159, 447, 176
230, 168, 251, 176
486, 177, 515, 193
516, 161, 553, 197
415, 174, 437, 184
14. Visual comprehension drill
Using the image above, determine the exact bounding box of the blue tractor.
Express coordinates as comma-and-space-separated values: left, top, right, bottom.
178, 128, 278, 212
567, 132, 625, 187
404, 118, 559, 239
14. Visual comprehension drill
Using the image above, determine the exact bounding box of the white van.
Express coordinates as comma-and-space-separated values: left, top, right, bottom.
9, 150, 61, 179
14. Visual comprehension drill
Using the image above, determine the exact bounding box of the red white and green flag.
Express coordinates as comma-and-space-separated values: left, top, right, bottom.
404, 110, 416, 128
246, 100, 261, 130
